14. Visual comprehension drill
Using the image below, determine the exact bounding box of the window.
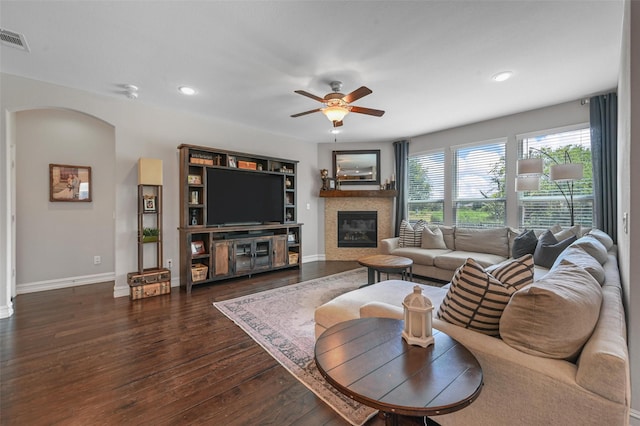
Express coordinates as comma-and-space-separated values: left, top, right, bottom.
518, 127, 593, 229
408, 151, 444, 224
453, 140, 506, 228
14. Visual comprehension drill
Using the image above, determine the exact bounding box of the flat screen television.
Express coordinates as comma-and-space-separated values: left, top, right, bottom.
207, 168, 284, 226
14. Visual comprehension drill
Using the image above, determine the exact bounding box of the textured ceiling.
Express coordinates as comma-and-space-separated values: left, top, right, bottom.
0, 1, 623, 143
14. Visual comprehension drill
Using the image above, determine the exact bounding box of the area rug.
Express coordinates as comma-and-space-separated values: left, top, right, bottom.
213, 268, 441, 425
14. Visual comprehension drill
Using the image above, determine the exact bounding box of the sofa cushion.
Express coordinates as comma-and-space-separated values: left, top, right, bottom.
554, 224, 582, 241
421, 226, 447, 249
454, 227, 509, 257
436, 257, 533, 336
434, 251, 507, 271
398, 219, 427, 247
533, 230, 576, 268
511, 229, 538, 258
389, 247, 450, 267
551, 245, 606, 285
586, 229, 614, 250
439, 225, 456, 250
500, 260, 602, 360
571, 235, 609, 265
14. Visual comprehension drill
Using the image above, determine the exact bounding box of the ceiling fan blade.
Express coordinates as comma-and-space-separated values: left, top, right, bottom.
350, 106, 385, 117
291, 108, 322, 118
342, 86, 372, 103
294, 90, 325, 103
333, 120, 343, 127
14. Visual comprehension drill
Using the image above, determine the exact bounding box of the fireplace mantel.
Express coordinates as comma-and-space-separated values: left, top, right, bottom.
319, 189, 397, 198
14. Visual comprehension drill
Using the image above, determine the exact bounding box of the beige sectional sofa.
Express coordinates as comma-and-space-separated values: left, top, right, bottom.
315, 231, 630, 425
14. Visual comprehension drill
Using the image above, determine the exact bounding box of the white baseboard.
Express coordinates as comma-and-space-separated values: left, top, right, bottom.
16, 272, 116, 294
630, 408, 640, 425
302, 254, 324, 263
0, 303, 14, 319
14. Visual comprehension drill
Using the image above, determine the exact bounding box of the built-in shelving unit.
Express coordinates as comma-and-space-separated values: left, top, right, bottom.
178, 144, 302, 293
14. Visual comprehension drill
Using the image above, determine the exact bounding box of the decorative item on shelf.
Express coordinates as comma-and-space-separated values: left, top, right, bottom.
320, 169, 329, 190
190, 209, 198, 226
238, 160, 257, 170
401, 285, 434, 348
187, 174, 202, 185
228, 156, 237, 168
190, 190, 199, 205
287, 233, 296, 243
190, 240, 205, 255
142, 227, 159, 243
285, 177, 292, 188
190, 152, 214, 165
257, 163, 263, 171
516, 148, 584, 226
327, 178, 336, 190
286, 211, 293, 221
143, 195, 156, 212
288, 251, 299, 264
191, 263, 208, 282
390, 173, 396, 190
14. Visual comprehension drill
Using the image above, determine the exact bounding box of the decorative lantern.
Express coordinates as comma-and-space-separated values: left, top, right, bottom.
402, 285, 434, 348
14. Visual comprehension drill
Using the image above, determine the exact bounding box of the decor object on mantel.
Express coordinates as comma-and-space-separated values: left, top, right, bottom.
319, 189, 397, 198
516, 148, 584, 225
320, 168, 329, 190
402, 285, 434, 348
291, 81, 385, 128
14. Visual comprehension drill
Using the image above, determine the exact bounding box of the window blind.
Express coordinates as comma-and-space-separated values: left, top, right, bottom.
518, 127, 593, 228
408, 151, 444, 224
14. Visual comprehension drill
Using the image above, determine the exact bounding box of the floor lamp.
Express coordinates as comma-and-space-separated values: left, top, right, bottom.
516, 150, 583, 226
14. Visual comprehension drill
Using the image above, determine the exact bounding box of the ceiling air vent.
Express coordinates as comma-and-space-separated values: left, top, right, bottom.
0, 28, 30, 52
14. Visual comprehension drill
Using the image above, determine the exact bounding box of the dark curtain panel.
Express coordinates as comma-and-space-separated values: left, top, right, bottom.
393, 139, 410, 236
590, 92, 618, 241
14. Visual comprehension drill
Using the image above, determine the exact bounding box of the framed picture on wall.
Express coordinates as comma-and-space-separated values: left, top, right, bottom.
143, 195, 156, 212
49, 163, 92, 202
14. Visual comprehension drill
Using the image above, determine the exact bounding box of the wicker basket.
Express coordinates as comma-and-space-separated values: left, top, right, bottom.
191, 264, 208, 282
288, 252, 299, 264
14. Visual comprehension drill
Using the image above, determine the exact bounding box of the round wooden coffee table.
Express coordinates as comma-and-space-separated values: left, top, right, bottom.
315, 317, 483, 426
358, 254, 413, 286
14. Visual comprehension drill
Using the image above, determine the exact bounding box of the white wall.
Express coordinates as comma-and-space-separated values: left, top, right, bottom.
15, 109, 116, 292
0, 73, 320, 302
618, 1, 639, 423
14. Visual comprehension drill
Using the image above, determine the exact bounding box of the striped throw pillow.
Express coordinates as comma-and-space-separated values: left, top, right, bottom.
436, 255, 534, 336
398, 219, 427, 247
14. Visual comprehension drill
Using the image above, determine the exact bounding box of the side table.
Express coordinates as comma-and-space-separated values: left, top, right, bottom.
358, 254, 413, 286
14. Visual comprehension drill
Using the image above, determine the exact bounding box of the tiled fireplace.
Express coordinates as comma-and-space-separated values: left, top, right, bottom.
321, 190, 396, 260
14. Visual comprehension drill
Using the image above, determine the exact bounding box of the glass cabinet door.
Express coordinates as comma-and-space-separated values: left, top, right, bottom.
234, 241, 253, 273
253, 238, 272, 270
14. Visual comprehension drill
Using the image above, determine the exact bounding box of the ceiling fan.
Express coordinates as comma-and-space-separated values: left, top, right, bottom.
291, 81, 385, 127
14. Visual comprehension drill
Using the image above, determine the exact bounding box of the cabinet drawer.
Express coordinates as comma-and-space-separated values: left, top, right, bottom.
129, 281, 171, 300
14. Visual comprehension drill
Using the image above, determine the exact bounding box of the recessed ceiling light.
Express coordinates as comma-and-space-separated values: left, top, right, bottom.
178, 86, 197, 95
492, 71, 513, 82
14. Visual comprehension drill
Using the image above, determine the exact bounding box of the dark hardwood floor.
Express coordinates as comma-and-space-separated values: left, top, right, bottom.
0, 261, 397, 426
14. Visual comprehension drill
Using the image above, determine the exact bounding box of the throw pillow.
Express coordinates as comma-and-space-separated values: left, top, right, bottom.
421, 226, 447, 249
587, 229, 614, 251
533, 230, 576, 268
553, 224, 582, 242
398, 219, 427, 247
454, 227, 509, 257
551, 246, 606, 285
572, 235, 609, 265
500, 260, 603, 361
511, 229, 538, 258
436, 257, 533, 337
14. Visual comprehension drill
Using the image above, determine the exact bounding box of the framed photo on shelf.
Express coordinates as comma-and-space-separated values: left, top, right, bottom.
187, 174, 202, 185
191, 240, 206, 255
228, 156, 237, 168
327, 178, 336, 190
49, 163, 92, 202
143, 195, 156, 212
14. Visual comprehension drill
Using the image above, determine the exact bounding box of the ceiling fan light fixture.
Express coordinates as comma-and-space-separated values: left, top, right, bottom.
322, 105, 349, 122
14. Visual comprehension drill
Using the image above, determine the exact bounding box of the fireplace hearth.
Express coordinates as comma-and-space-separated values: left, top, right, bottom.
337, 211, 377, 248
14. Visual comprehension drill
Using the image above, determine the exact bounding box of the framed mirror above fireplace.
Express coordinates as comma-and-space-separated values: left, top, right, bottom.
333, 149, 380, 186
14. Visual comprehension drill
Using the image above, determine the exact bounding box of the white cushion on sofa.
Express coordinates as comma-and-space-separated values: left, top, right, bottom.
454, 227, 510, 257
552, 245, 606, 285
421, 226, 447, 249
389, 247, 451, 267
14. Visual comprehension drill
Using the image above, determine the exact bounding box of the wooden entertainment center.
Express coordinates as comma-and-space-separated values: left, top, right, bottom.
178, 144, 301, 293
